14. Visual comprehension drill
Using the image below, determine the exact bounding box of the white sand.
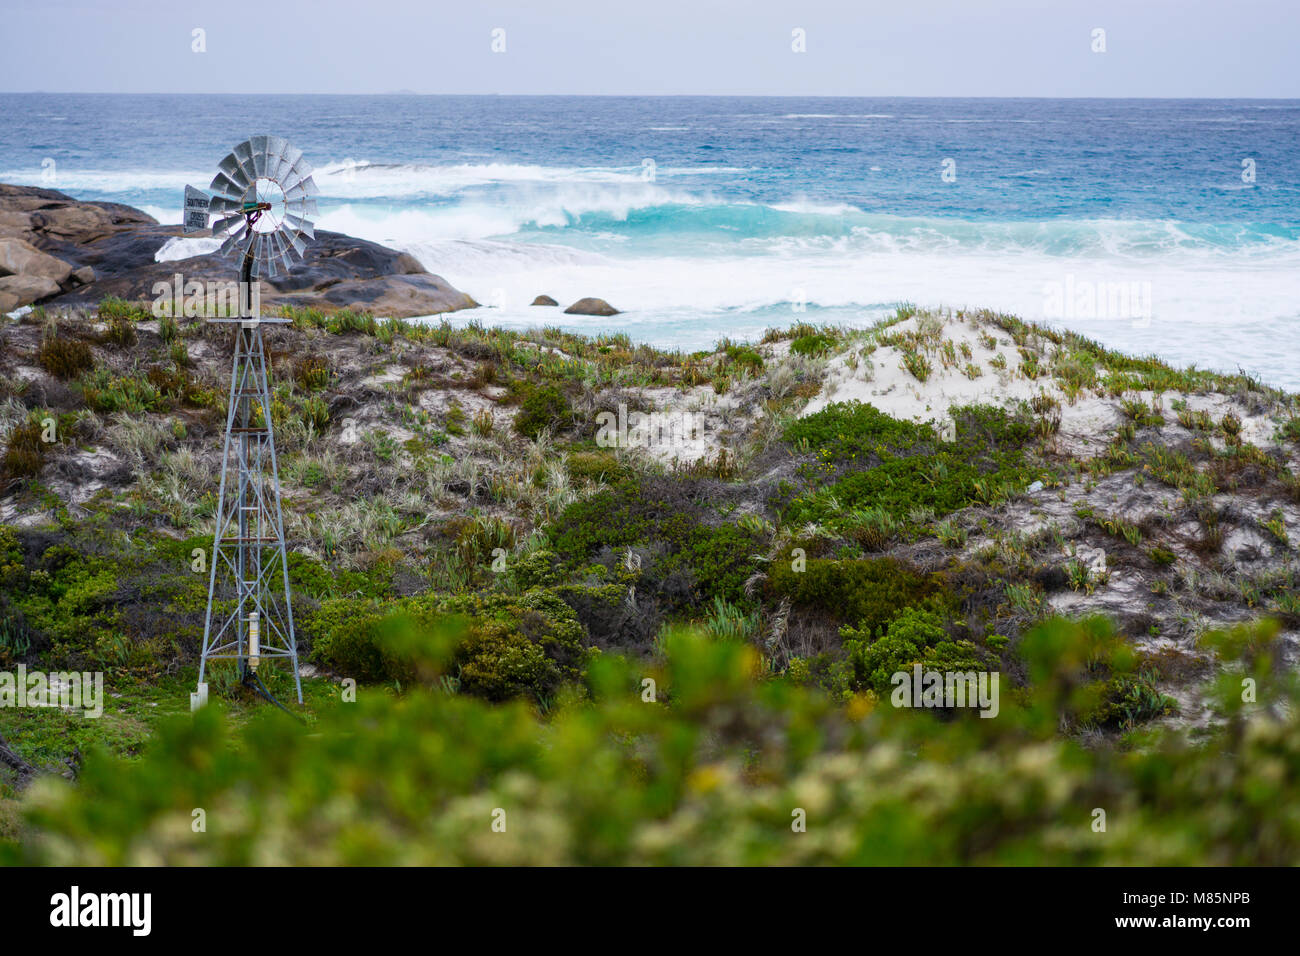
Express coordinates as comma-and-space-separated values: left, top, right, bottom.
801, 312, 1285, 456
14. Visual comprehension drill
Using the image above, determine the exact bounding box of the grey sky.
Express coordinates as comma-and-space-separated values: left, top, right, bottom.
1, 0, 1295, 97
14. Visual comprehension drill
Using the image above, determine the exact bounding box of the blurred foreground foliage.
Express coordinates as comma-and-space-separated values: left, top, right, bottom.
4, 615, 1299, 866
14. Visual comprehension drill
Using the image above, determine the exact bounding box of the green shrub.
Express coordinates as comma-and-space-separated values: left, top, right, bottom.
311, 590, 587, 703
790, 333, 833, 357
565, 450, 627, 484
767, 555, 941, 633
1081, 671, 1176, 730
549, 476, 763, 607
102, 317, 137, 348
1148, 545, 1176, 567
36, 337, 94, 379
80, 372, 167, 414
781, 402, 1036, 535
294, 354, 331, 391
97, 297, 153, 323
300, 397, 330, 432
514, 384, 573, 439
842, 604, 986, 694
723, 345, 765, 371
2, 421, 49, 479
11, 619, 1297, 865
310, 600, 415, 684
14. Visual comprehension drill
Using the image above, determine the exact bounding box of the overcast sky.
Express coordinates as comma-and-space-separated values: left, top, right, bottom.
1, 0, 1296, 97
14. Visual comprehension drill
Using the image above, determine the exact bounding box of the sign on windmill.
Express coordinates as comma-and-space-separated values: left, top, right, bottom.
182, 184, 211, 233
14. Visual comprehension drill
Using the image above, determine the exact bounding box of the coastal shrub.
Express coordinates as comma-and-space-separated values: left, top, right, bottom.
1279, 416, 1300, 444
325, 310, 378, 336
547, 574, 643, 649
442, 513, 515, 566
0, 533, 188, 675
767, 555, 942, 634
514, 384, 573, 439
565, 450, 626, 484
102, 317, 137, 348
14, 618, 1296, 865
439, 591, 587, 701
80, 371, 167, 414
781, 401, 1036, 534
309, 599, 417, 684
841, 604, 987, 695
97, 297, 153, 323
723, 344, 765, 371
299, 397, 330, 432
509, 549, 566, 590
790, 333, 833, 358
548, 476, 763, 608
293, 354, 331, 391
310, 590, 586, 703
0, 526, 227, 676
1082, 671, 1177, 730
1148, 545, 1177, 567
36, 337, 94, 379
2, 420, 50, 480
899, 349, 932, 382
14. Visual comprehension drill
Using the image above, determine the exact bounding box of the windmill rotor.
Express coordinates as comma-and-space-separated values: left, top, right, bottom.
185, 135, 319, 282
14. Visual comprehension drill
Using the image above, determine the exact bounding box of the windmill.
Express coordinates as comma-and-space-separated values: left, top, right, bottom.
186, 136, 318, 708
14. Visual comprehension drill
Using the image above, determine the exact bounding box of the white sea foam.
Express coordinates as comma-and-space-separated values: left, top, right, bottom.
399, 234, 1300, 387
57, 160, 1298, 388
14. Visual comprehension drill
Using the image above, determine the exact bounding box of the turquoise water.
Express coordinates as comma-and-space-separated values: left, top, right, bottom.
2, 95, 1298, 385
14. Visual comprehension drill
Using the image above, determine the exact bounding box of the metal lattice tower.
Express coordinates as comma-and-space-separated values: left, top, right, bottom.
198, 301, 302, 701
190, 136, 319, 706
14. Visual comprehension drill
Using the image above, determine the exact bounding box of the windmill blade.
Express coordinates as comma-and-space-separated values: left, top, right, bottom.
277, 147, 305, 184
211, 214, 245, 237
284, 213, 315, 241
262, 235, 280, 280
248, 233, 265, 277
286, 197, 319, 220
219, 227, 253, 259
207, 195, 244, 216
249, 136, 271, 178
209, 171, 248, 202
233, 139, 255, 176
269, 152, 291, 186
217, 153, 252, 191
262, 138, 288, 183
280, 161, 310, 191
279, 227, 307, 260
287, 153, 313, 181
273, 230, 296, 272
266, 136, 288, 165
265, 231, 286, 274
284, 176, 319, 202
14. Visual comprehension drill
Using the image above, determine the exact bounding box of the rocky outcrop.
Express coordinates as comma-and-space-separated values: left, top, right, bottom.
0, 183, 156, 254
531, 294, 558, 306
0, 183, 478, 318
66, 230, 479, 317
0, 275, 61, 313
564, 296, 620, 316
0, 237, 74, 285
0, 228, 98, 311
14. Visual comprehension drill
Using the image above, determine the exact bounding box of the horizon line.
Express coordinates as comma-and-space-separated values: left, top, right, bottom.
3, 91, 1300, 100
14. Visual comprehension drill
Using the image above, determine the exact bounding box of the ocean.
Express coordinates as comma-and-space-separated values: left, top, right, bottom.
2, 94, 1298, 388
